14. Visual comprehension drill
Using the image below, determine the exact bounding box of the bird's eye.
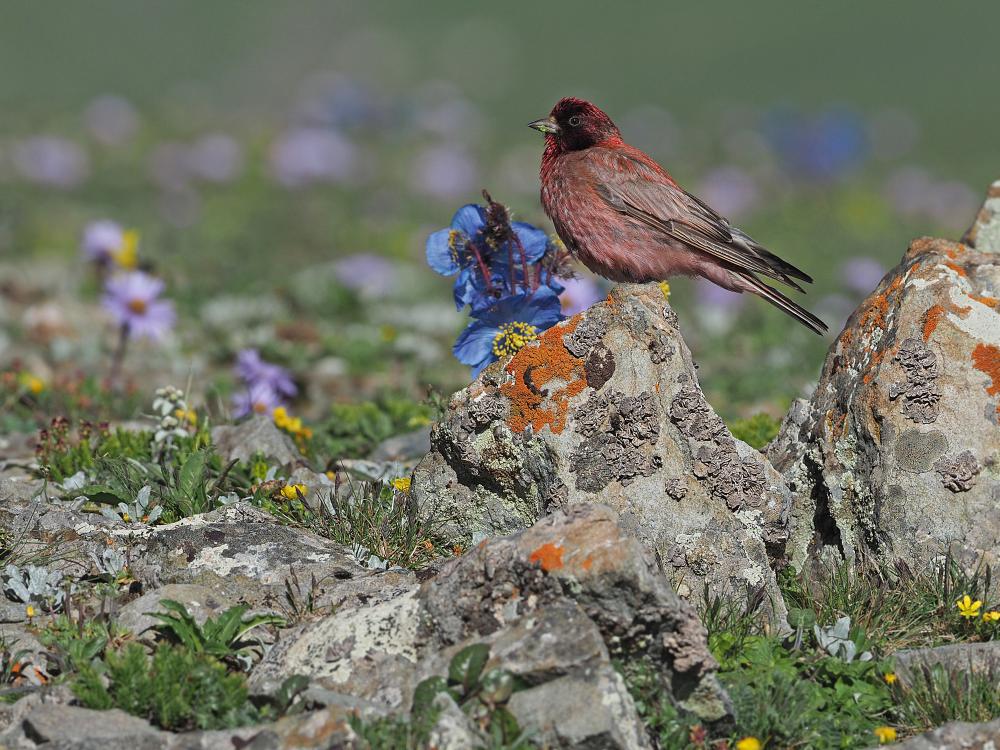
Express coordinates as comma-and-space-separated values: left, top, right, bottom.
568, 115, 582, 127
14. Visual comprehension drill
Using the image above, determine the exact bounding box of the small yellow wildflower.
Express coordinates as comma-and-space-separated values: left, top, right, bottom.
121, 513, 131, 522
392, 477, 412, 493
273, 406, 290, 427
883, 672, 897, 685
735, 738, 762, 750
112, 229, 139, 269
983, 610, 1000, 623
873, 726, 897, 744
174, 408, 197, 425
380, 325, 398, 342
25, 604, 36, 619
280, 483, 307, 500
658, 280, 671, 300
18, 373, 45, 395
325, 470, 336, 480
956, 594, 983, 619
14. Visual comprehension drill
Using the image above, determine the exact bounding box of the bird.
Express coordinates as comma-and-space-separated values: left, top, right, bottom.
529, 97, 828, 334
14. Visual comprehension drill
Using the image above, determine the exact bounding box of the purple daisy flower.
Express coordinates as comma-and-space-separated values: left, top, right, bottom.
232, 381, 283, 419
81, 220, 124, 264
234, 349, 297, 398
101, 272, 176, 340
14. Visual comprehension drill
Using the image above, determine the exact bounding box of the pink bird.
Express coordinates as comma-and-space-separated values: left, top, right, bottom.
530, 98, 827, 334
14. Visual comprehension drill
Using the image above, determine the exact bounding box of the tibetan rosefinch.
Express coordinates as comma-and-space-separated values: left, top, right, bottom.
529, 98, 827, 334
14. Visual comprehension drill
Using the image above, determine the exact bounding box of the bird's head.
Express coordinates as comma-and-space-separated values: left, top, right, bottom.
529, 98, 620, 152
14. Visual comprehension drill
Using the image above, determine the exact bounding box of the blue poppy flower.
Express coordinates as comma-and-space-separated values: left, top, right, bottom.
510, 222, 548, 264
425, 204, 486, 276
452, 287, 564, 377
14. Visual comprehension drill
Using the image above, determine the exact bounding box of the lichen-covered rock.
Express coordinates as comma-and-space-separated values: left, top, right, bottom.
411, 284, 793, 619
251, 504, 730, 745
769, 190, 1000, 579
124, 503, 414, 608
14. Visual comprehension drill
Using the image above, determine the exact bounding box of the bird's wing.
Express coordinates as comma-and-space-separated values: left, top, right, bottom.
589, 148, 813, 288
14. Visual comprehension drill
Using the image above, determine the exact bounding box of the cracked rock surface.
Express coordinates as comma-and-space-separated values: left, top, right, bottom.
411, 284, 794, 621
769, 184, 1000, 581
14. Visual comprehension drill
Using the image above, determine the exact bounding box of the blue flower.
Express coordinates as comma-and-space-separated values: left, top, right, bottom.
425, 204, 486, 277
510, 222, 548, 264
452, 287, 564, 377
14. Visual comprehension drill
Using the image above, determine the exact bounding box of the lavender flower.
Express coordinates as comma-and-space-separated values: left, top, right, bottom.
11, 136, 89, 188
84, 95, 139, 146
559, 275, 605, 316
232, 381, 283, 419
269, 128, 358, 187
840, 257, 886, 295
334, 253, 398, 298
235, 349, 297, 399
102, 271, 176, 340
81, 220, 125, 264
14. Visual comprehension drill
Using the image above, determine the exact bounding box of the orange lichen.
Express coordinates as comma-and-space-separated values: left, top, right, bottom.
969, 293, 1000, 309
943, 261, 967, 277
529, 542, 565, 572
500, 318, 587, 434
972, 344, 1000, 394
921, 301, 972, 341
581, 555, 594, 571
923, 305, 945, 341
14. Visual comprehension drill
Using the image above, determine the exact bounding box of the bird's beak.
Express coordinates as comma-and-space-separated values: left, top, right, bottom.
528, 117, 560, 135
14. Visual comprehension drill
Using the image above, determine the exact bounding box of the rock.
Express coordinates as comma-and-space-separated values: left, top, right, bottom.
125, 503, 413, 608
114, 583, 237, 635
893, 641, 1000, 687
893, 718, 1000, 749
211, 416, 303, 468
18, 705, 165, 747
410, 283, 793, 620
426, 693, 485, 750
962, 178, 1000, 252
769, 220, 1000, 578
250, 504, 730, 744
369, 427, 431, 462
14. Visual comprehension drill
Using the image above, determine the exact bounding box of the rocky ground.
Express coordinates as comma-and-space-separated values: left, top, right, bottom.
0, 182, 998, 748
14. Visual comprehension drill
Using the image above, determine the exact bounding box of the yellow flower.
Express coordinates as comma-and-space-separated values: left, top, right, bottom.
25, 605, 36, 619
983, 610, 1000, 623
392, 477, 411, 493
18, 373, 45, 394
735, 738, 762, 750
873, 726, 897, 744
658, 280, 671, 300
280, 483, 307, 500
325, 470, 337, 480
883, 672, 897, 685
112, 229, 139, 269
956, 594, 983, 618
272, 406, 290, 427
174, 408, 197, 425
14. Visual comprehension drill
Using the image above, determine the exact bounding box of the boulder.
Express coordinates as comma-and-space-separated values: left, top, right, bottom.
893, 718, 1000, 749
411, 283, 794, 620
769, 194, 1000, 579
251, 504, 730, 746
211, 416, 303, 468
124, 503, 414, 608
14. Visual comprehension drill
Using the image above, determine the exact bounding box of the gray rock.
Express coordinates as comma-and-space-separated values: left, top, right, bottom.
769, 229, 1000, 582
427, 693, 486, 750
125, 502, 411, 609
411, 284, 793, 622
19, 705, 164, 746
892, 718, 1000, 749
508, 670, 650, 750
962, 178, 1000, 253
369, 427, 432, 462
211, 416, 303, 468
250, 504, 730, 735
894, 641, 1000, 688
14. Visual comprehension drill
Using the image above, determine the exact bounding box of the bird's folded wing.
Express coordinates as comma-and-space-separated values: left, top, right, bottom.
590, 149, 812, 288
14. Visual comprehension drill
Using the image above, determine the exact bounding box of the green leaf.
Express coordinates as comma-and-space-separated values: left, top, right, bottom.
448, 643, 490, 694
411, 675, 449, 718
177, 449, 209, 500
74, 484, 131, 505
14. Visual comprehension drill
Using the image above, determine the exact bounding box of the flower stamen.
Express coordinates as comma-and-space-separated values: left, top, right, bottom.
491, 321, 538, 358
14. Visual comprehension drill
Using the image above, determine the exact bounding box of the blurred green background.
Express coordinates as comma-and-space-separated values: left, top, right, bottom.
2, 1, 997, 420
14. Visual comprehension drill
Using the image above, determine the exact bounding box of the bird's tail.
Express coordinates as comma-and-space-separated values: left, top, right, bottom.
735, 271, 828, 335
